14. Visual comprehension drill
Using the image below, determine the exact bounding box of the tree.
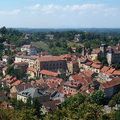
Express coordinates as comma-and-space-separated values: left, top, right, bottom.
62, 93, 86, 108
0, 26, 7, 34
109, 92, 120, 107
33, 98, 43, 119
89, 90, 105, 105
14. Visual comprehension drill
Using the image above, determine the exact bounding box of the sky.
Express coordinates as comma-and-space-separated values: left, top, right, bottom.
0, 0, 120, 28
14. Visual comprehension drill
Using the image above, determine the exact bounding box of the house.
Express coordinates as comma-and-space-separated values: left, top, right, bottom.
91, 62, 103, 73
69, 71, 95, 93
90, 48, 100, 61
77, 56, 87, 68
39, 70, 60, 78
100, 77, 120, 98
106, 44, 120, 66
83, 61, 93, 70
15, 55, 38, 68
67, 60, 79, 74
113, 70, 120, 76
46, 78, 63, 89
100, 66, 110, 74
2, 76, 22, 88
62, 81, 82, 96
17, 87, 50, 103
36, 55, 67, 72
10, 83, 32, 98
21, 44, 37, 55
105, 68, 115, 76
50, 91, 65, 102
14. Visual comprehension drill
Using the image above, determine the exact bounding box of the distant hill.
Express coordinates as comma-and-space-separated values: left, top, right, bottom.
14, 28, 120, 33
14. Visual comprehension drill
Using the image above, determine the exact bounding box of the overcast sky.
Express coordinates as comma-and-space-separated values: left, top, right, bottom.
0, 0, 120, 28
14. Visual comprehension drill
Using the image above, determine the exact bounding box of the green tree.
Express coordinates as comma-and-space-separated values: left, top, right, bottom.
33, 98, 43, 119
90, 90, 105, 105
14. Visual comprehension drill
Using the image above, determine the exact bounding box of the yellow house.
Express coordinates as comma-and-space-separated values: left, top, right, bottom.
90, 48, 100, 61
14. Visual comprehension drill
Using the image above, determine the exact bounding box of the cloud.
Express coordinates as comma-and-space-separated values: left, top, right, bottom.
27, 3, 119, 15
0, 9, 21, 15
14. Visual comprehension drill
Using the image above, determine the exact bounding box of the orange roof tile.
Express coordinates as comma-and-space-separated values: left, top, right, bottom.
100, 66, 110, 73
101, 77, 120, 89
83, 70, 94, 77
113, 70, 120, 76
38, 55, 64, 62
105, 68, 115, 75
91, 63, 102, 69
40, 70, 59, 77
11, 80, 22, 86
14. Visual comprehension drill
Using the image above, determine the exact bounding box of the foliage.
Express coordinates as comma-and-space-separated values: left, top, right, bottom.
108, 92, 120, 107
89, 90, 105, 105
6, 65, 26, 79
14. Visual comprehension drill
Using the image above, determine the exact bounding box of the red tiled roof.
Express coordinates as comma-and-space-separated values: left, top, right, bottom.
11, 80, 22, 86
91, 63, 102, 69
60, 54, 71, 59
64, 81, 81, 88
83, 70, 94, 77
101, 77, 120, 89
38, 56, 64, 62
105, 68, 115, 75
72, 74, 84, 81
40, 70, 59, 77
85, 61, 93, 66
72, 72, 92, 85
113, 70, 120, 76
101, 66, 110, 73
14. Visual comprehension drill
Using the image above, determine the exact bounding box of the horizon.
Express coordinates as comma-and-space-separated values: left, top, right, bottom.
0, 0, 120, 28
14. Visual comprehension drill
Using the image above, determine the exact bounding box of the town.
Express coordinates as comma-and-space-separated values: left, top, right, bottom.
0, 26, 120, 119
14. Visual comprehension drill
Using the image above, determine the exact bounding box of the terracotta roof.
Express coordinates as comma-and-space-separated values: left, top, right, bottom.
46, 78, 63, 89
101, 66, 110, 73
11, 80, 22, 86
83, 70, 94, 77
40, 70, 59, 77
101, 77, 120, 89
113, 70, 120, 76
91, 62, 102, 69
64, 81, 81, 88
105, 68, 115, 75
16, 83, 33, 92
85, 61, 93, 66
72, 74, 84, 81
60, 54, 71, 59
35, 79, 45, 86
38, 55, 64, 62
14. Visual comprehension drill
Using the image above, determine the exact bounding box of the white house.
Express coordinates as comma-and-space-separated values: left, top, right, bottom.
21, 45, 37, 55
